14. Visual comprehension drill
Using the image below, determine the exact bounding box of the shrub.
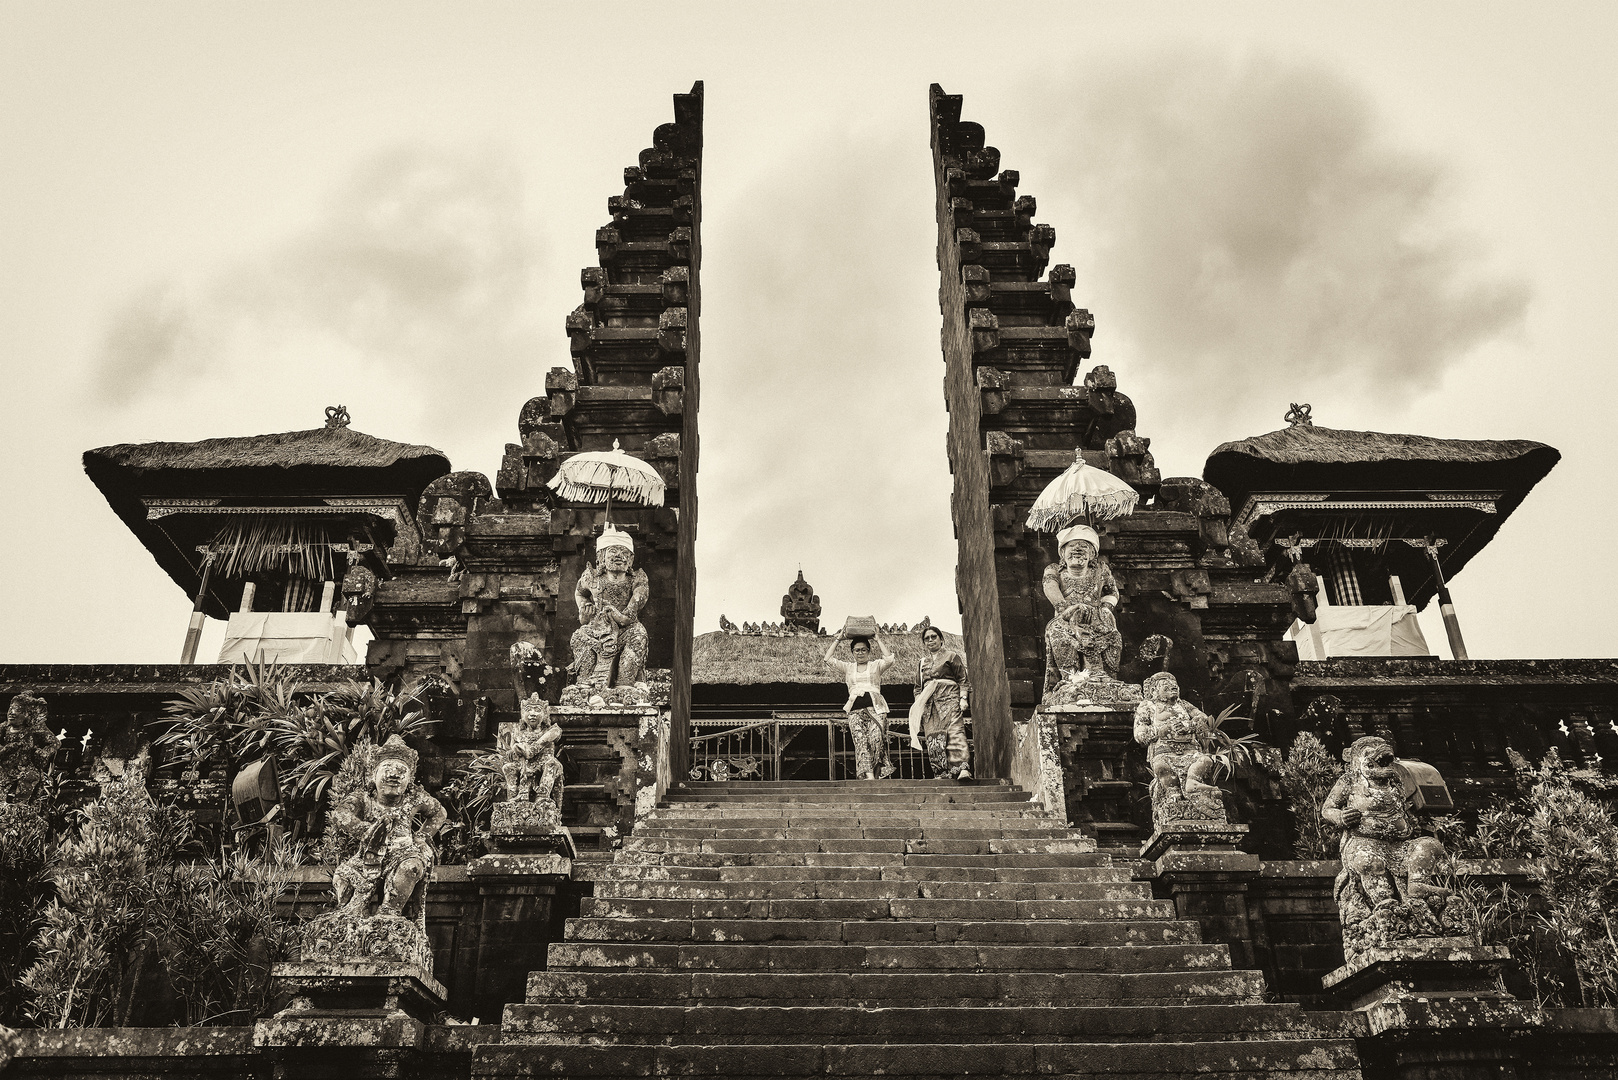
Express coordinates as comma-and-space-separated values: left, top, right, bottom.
1277, 732, 1343, 860
1461, 749, 1618, 1009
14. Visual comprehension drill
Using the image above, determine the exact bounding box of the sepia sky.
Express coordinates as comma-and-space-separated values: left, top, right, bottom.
1, 1, 1614, 664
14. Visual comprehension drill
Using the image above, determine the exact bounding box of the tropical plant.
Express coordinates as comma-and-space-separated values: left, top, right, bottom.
434, 751, 507, 864
1458, 749, 1618, 1009
1276, 732, 1344, 859
18, 781, 302, 1028
157, 663, 438, 814
0, 798, 54, 1026
1202, 704, 1265, 782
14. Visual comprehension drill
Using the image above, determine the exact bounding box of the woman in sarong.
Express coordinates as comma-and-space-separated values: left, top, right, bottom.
910, 625, 971, 780
823, 629, 896, 780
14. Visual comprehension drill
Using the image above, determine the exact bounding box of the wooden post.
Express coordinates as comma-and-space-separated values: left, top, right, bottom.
319, 580, 337, 613
1424, 537, 1469, 661
239, 582, 257, 612
180, 555, 215, 664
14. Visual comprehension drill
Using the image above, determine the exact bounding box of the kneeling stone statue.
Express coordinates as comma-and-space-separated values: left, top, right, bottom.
1322, 736, 1472, 964
302, 735, 445, 972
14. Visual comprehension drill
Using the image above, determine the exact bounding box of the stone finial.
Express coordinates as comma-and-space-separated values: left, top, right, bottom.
1285, 402, 1313, 427
324, 405, 351, 429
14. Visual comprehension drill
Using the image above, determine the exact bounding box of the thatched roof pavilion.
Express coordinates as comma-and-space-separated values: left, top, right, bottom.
85, 420, 450, 618
1204, 421, 1559, 609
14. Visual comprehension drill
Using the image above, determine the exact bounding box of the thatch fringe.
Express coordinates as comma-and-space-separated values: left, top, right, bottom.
692, 629, 967, 686
85, 425, 447, 474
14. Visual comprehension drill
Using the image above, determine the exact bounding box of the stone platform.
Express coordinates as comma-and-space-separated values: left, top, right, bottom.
482, 779, 1365, 1079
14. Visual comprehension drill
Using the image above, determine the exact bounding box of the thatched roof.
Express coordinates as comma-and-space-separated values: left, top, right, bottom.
1204, 425, 1558, 511
84, 425, 450, 615
84, 426, 450, 499
693, 629, 967, 686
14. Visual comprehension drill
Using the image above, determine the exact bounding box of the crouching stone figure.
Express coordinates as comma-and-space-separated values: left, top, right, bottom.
1322, 736, 1471, 964
302, 735, 445, 971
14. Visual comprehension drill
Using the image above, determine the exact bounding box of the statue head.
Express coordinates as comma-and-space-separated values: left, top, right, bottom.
6, 691, 46, 733
597, 526, 635, 573
1344, 736, 1399, 781
371, 735, 418, 798
519, 692, 549, 729
1057, 523, 1100, 570
921, 625, 945, 652
1143, 671, 1181, 704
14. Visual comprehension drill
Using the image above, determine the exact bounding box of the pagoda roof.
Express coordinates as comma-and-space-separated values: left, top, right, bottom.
1204, 425, 1558, 509
693, 628, 965, 686
83, 423, 451, 616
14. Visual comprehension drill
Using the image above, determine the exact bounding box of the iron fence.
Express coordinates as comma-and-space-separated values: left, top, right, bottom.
689, 713, 972, 782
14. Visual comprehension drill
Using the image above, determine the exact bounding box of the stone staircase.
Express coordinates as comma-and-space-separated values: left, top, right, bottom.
483, 781, 1362, 1078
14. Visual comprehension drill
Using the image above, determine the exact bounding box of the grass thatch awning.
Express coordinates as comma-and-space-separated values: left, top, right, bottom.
693, 629, 967, 687
84, 425, 451, 615
1204, 425, 1558, 511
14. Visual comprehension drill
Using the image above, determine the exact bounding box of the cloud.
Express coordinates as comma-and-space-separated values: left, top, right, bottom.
1026, 51, 1529, 413
93, 146, 546, 422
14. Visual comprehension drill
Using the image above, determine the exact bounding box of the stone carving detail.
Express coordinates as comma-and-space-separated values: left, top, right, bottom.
1133, 672, 1227, 827
0, 691, 55, 802
1323, 736, 1472, 964
563, 526, 651, 707
301, 735, 446, 972
341, 554, 378, 627
780, 570, 822, 632
493, 693, 565, 835
1041, 527, 1137, 706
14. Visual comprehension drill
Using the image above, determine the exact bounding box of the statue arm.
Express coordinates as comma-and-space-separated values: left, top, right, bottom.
626, 569, 650, 619
415, 792, 448, 840
1099, 566, 1119, 608
1132, 702, 1155, 747
1041, 565, 1068, 616
538, 723, 562, 749
1320, 776, 1355, 827
575, 568, 597, 622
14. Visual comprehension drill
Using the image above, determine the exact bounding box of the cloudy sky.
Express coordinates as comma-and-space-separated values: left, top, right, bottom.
2, 1, 1613, 664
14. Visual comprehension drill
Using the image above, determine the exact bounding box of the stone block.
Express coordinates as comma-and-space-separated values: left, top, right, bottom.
1322, 939, 1513, 1009
254, 961, 447, 1049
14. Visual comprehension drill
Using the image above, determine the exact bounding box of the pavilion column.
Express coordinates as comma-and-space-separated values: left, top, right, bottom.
180, 553, 216, 664
1424, 538, 1469, 661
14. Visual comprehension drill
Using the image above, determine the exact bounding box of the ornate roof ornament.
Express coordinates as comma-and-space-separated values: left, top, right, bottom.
325, 405, 352, 429
1284, 403, 1313, 428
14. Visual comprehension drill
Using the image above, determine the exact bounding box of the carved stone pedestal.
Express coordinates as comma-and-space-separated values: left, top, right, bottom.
1141, 820, 1247, 861
1323, 939, 1513, 1010
487, 799, 578, 860
1141, 830, 1260, 971
253, 961, 447, 1050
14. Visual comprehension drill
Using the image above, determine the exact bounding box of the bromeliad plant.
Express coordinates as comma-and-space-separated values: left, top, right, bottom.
156, 662, 438, 814
1203, 704, 1265, 782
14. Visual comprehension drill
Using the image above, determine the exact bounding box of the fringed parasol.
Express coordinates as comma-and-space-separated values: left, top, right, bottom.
1026, 450, 1139, 531
547, 439, 666, 509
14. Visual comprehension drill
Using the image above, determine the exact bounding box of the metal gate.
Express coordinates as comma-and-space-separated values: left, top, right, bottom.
689, 712, 969, 782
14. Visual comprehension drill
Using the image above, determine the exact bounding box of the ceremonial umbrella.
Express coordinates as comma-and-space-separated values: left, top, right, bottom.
1025, 450, 1138, 531
547, 439, 666, 518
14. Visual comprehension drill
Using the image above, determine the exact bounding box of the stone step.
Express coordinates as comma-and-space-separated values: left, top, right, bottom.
645, 813, 1063, 828
473, 1039, 1360, 1077
525, 968, 1270, 1008
676, 780, 1013, 793
592, 879, 1156, 902
633, 825, 1087, 840
563, 917, 1202, 946
546, 941, 1231, 974
599, 864, 1133, 884
607, 852, 1112, 870
624, 837, 1096, 855
580, 896, 1180, 923
500, 1003, 1359, 1045
662, 791, 1033, 805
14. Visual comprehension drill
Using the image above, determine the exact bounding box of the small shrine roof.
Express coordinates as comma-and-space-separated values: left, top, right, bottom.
693, 628, 965, 686
84, 423, 450, 500
1204, 423, 1558, 509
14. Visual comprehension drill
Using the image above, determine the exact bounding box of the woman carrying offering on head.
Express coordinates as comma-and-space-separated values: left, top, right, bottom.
910, 626, 971, 781
823, 628, 896, 780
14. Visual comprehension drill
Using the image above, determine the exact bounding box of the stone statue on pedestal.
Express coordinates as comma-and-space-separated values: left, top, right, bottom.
0, 691, 55, 802
563, 526, 650, 707
780, 570, 822, 632
1133, 672, 1227, 827
1041, 524, 1137, 707
496, 693, 564, 829
1322, 736, 1471, 964
302, 735, 445, 971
